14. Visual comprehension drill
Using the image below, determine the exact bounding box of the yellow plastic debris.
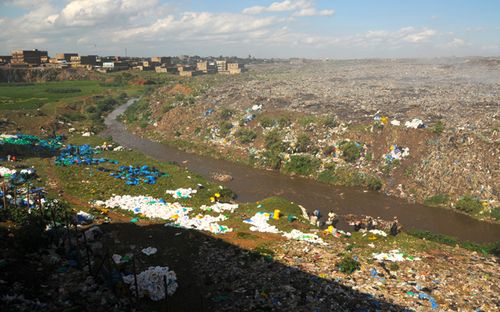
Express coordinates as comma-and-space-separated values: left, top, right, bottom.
273, 209, 280, 220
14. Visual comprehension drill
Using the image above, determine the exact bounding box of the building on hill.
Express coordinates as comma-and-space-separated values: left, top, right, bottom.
55, 53, 78, 62
10, 49, 48, 67
196, 61, 217, 73
216, 60, 227, 73
0, 56, 12, 65
227, 63, 244, 74
151, 56, 172, 65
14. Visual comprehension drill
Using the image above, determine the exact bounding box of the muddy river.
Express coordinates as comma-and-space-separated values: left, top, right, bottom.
102, 99, 500, 243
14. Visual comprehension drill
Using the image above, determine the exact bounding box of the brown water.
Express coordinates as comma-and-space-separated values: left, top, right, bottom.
102, 99, 500, 243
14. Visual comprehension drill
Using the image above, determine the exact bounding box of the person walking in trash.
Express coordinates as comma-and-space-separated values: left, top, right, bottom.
390, 217, 400, 236
325, 210, 339, 227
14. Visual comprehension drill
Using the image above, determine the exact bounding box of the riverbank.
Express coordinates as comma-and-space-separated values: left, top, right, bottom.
123, 63, 499, 224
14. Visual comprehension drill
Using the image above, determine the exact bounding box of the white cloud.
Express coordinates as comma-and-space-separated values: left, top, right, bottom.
243, 0, 333, 17
293, 8, 334, 17
444, 38, 465, 48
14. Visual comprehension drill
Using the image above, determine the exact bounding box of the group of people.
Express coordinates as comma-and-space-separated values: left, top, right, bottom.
311, 210, 401, 236
309, 209, 339, 228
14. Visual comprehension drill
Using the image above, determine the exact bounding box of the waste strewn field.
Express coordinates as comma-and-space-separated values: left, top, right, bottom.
127, 58, 500, 223
1, 67, 499, 311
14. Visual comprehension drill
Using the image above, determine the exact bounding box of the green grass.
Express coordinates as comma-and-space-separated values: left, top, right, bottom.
407, 229, 499, 256
0, 81, 123, 110
455, 195, 483, 214
424, 194, 450, 207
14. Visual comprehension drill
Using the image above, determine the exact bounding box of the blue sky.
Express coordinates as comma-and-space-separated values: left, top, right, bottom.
0, 0, 499, 58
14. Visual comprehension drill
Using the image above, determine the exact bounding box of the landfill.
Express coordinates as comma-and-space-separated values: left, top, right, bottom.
123, 266, 178, 300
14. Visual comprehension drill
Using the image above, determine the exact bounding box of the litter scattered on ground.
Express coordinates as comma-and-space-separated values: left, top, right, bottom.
0, 166, 16, 177
200, 202, 239, 213
372, 249, 421, 262
109, 165, 166, 185
368, 229, 387, 237
75, 210, 94, 225
95, 195, 192, 221
404, 118, 425, 129
169, 214, 232, 234
166, 188, 197, 199
56, 144, 118, 166
243, 212, 280, 233
112, 253, 132, 264
282, 229, 327, 245
383, 144, 410, 164
0, 134, 63, 151
123, 266, 177, 301
141, 247, 158, 256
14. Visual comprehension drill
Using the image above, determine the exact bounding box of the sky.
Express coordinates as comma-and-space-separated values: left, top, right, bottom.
0, 0, 499, 59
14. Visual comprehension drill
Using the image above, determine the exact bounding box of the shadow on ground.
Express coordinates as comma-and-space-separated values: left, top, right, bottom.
97, 222, 408, 312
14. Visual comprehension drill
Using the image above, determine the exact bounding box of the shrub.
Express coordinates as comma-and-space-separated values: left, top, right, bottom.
162, 103, 175, 113
455, 195, 482, 214
264, 129, 287, 152
340, 141, 363, 163
424, 194, 450, 207
276, 115, 291, 128
365, 152, 373, 162
220, 108, 235, 120
295, 133, 313, 153
260, 150, 283, 170
235, 128, 257, 144
365, 175, 382, 191
219, 121, 233, 137
322, 115, 338, 128
298, 116, 316, 127
259, 116, 275, 128
432, 121, 445, 134
337, 256, 360, 274
283, 155, 320, 176
490, 207, 500, 221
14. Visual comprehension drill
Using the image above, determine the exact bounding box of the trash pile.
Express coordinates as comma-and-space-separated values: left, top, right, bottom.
123, 266, 178, 301
0, 166, 16, 177
200, 202, 239, 213
0, 133, 63, 151
55, 144, 118, 166
404, 118, 425, 129
383, 144, 410, 164
283, 229, 327, 245
110, 165, 166, 185
141, 246, 158, 256
243, 212, 280, 233
169, 214, 232, 234
166, 187, 197, 199
95, 195, 192, 220
372, 249, 421, 262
